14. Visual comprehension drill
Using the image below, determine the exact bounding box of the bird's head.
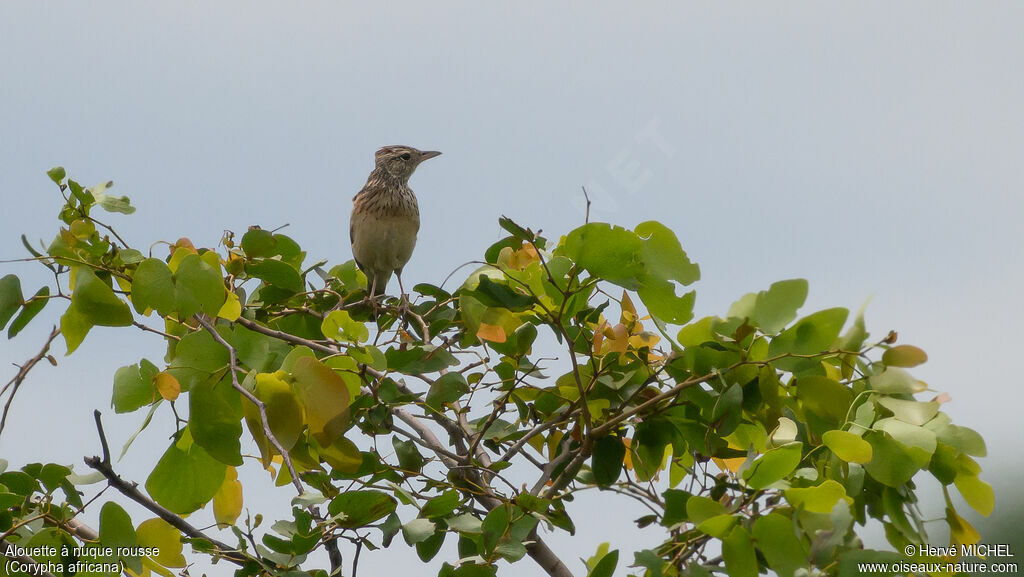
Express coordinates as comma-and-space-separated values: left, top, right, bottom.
374, 146, 442, 180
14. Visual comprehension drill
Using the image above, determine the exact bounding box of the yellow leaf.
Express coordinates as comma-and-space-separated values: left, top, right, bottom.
629, 331, 661, 349
605, 324, 629, 353
213, 467, 243, 528
317, 435, 362, 473
714, 457, 747, 474
946, 505, 981, 546
291, 357, 351, 447
620, 291, 637, 327
136, 518, 186, 568
217, 291, 241, 321
167, 246, 193, 273
153, 372, 180, 401
592, 320, 608, 356
509, 242, 540, 270
477, 322, 507, 343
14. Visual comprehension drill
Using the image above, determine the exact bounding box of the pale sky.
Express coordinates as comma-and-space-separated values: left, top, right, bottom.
2, 2, 1022, 576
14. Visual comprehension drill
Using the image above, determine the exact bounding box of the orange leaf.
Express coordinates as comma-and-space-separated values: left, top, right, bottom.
154, 371, 180, 401
171, 237, 197, 254
477, 323, 507, 343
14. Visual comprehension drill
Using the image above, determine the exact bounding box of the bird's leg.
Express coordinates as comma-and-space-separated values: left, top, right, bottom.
367, 274, 381, 318
396, 272, 411, 319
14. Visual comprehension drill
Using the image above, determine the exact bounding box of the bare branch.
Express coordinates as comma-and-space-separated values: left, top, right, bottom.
85, 411, 250, 566
0, 326, 60, 439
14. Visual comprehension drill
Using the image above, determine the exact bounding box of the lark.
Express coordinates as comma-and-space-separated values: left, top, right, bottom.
349, 146, 441, 301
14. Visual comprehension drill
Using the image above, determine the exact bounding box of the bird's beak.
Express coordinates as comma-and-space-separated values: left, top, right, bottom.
417, 150, 442, 163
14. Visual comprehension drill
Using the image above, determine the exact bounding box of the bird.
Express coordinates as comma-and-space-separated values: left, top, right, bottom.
350, 145, 441, 302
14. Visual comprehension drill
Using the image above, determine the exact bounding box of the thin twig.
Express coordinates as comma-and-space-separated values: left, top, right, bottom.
0, 326, 60, 439
197, 317, 343, 573
581, 185, 591, 224
85, 411, 250, 566
197, 318, 304, 495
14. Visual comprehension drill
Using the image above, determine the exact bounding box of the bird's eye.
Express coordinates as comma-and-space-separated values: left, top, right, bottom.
400, 153, 412, 160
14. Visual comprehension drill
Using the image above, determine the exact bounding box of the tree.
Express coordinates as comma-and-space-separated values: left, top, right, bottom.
0, 168, 992, 577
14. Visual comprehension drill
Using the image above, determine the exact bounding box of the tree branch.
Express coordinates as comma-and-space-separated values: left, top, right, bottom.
197, 317, 344, 574
0, 326, 60, 439
84, 411, 250, 566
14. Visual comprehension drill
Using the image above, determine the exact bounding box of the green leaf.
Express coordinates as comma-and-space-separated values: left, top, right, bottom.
768, 308, 848, 361
0, 275, 23, 331
696, 514, 736, 537
591, 435, 626, 487
465, 275, 536, 311
873, 418, 936, 459
132, 258, 176, 315
174, 253, 225, 318
37, 463, 72, 492
447, 513, 483, 534
784, 480, 850, 513
877, 397, 939, 426
291, 356, 350, 447
637, 280, 696, 325
241, 228, 276, 257
247, 259, 303, 293
402, 518, 436, 545
561, 222, 699, 324
47, 166, 66, 185
386, 345, 458, 375
118, 248, 145, 264
863, 431, 922, 487
189, 378, 244, 466
934, 424, 986, 457
722, 526, 758, 577
91, 186, 136, 215
146, 428, 227, 514
112, 359, 159, 413
635, 221, 700, 285
73, 268, 134, 326
392, 437, 425, 473
247, 372, 305, 453
100, 501, 142, 573
633, 549, 665, 577
728, 278, 808, 334
661, 489, 690, 527
588, 549, 619, 577
752, 513, 807, 577
882, 345, 928, 367
631, 419, 674, 481
426, 372, 470, 411
796, 376, 852, 424
686, 495, 727, 524
822, 430, 872, 464
60, 269, 131, 353
8, 286, 49, 338
677, 316, 716, 347
167, 329, 229, 392
868, 368, 925, 394
561, 223, 645, 287
321, 310, 369, 343
481, 504, 511, 555
421, 490, 460, 519
328, 490, 396, 528
742, 442, 802, 489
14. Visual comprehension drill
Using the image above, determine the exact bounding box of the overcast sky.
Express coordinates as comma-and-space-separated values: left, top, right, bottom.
2, 2, 1022, 576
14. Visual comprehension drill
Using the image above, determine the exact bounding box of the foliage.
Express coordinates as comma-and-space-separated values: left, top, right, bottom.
0, 168, 993, 577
